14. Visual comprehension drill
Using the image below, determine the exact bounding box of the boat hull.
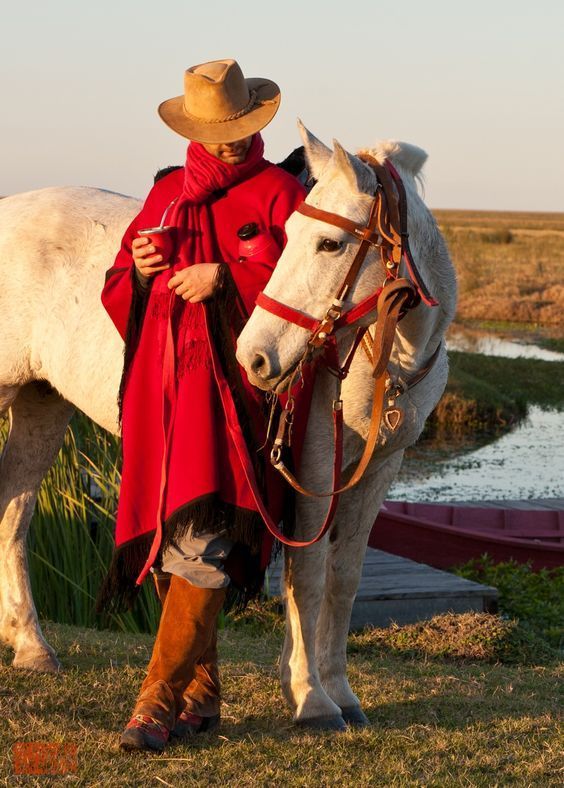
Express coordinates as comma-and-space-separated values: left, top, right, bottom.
369, 502, 564, 571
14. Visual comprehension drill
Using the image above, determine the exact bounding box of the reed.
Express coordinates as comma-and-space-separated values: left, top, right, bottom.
1, 412, 160, 634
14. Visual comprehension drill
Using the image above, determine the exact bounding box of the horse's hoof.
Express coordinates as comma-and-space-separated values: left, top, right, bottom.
295, 714, 347, 732
12, 650, 61, 673
340, 706, 370, 728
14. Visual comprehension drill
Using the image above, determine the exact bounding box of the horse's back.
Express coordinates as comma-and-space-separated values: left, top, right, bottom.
0, 186, 140, 274
0, 187, 140, 392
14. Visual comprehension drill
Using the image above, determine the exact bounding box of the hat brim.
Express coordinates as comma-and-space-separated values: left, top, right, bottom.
158, 77, 281, 143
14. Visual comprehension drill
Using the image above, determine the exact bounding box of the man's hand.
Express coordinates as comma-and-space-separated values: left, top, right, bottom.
168, 263, 220, 302
132, 236, 170, 278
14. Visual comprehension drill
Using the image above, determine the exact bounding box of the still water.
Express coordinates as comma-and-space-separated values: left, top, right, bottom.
389, 406, 564, 502
447, 328, 564, 362
388, 330, 564, 502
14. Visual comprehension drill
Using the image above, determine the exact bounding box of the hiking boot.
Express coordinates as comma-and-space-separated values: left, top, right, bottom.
171, 709, 221, 739
120, 713, 170, 752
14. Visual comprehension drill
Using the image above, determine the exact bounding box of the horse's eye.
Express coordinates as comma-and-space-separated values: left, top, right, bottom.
318, 238, 342, 253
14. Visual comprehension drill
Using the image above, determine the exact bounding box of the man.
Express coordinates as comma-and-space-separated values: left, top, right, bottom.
99, 59, 305, 752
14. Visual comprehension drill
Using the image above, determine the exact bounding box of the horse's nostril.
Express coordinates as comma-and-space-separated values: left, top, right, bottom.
251, 353, 268, 376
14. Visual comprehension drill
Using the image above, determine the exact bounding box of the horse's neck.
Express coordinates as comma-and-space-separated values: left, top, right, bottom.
333, 292, 445, 386
388, 303, 445, 383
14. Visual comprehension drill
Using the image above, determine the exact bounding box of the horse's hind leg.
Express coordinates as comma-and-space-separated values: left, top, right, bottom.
316, 454, 403, 727
0, 381, 74, 672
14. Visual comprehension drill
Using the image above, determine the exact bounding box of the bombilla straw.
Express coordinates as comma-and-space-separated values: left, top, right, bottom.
159, 198, 178, 228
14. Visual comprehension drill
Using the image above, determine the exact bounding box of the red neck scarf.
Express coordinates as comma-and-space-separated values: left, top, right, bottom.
183, 134, 265, 204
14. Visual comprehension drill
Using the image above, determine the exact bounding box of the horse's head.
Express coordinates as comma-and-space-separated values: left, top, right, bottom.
236, 123, 427, 392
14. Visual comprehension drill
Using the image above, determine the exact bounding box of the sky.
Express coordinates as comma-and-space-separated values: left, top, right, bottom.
1, 0, 563, 211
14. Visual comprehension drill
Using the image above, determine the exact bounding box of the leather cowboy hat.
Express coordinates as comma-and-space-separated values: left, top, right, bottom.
158, 59, 281, 144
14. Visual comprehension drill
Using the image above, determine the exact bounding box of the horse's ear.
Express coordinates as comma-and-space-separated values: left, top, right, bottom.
332, 140, 374, 193
297, 120, 332, 180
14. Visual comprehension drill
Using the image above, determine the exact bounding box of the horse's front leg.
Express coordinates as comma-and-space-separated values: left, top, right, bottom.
280, 497, 346, 731
316, 452, 403, 726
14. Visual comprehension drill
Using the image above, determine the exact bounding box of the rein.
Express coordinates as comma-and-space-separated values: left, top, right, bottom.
252, 157, 440, 547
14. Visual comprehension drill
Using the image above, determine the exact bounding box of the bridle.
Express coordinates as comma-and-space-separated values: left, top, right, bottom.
257, 156, 437, 339
249, 156, 440, 547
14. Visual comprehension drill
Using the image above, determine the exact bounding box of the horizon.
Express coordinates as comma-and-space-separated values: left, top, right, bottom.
1, 0, 562, 212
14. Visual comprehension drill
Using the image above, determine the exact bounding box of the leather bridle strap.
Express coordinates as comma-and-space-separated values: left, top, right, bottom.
270, 281, 416, 498
253, 398, 345, 547
371, 278, 418, 379
255, 292, 320, 332
297, 187, 382, 305
297, 201, 381, 247
254, 193, 383, 346
388, 161, 438, 306
371, 156, 438, 308
255, 287, 383, 336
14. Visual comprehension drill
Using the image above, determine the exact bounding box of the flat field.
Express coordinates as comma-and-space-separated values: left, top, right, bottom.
433, 209, 564, 330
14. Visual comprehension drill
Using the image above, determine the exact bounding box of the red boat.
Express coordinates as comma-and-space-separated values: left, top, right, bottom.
369, 501, 564, 571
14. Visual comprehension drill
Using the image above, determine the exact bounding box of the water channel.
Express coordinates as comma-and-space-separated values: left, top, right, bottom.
388, 327, 564, 502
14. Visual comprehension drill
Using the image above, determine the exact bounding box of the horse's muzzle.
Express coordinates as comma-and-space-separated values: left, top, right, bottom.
237, 346, 281, 391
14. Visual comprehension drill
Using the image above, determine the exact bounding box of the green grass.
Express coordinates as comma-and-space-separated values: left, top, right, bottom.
448, 353, 564, 412
536, 336, 564, 353
453, 559, 564, 650
1, 613, 562, 786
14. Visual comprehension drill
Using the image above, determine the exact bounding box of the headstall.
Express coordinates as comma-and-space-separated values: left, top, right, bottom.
253, 156, 440, 547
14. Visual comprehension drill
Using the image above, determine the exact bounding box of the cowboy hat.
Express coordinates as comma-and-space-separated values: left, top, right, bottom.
158, 59, 281, 144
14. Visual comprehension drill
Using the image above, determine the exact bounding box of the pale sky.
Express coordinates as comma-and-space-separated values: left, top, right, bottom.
2, 0, 563, 210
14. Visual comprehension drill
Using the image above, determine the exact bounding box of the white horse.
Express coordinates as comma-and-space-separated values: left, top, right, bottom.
236, 125, 456, 728
0, 125, 456, 731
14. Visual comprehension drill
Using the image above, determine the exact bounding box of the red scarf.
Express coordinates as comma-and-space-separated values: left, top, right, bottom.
150, 135, 267, 392
183, 134, 265, 203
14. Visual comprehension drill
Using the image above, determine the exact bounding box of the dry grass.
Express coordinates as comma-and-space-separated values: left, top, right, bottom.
1, 615, 562, 786
433, 209, 564, 328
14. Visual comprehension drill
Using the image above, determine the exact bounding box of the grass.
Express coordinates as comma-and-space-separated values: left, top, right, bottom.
537, 335, 564, 353
454, 559, 564, 650
0, 613, 562, 786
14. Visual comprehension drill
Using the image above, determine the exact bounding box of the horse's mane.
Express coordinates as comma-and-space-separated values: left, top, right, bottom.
357, 141, 428, 186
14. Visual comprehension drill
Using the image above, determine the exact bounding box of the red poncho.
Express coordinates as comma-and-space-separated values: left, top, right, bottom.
98, 136, 305, 610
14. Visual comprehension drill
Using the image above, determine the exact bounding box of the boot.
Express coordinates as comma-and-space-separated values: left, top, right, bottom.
152, 568, 222, 738
172, 623, 221, 738
120, 576, 226, 752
